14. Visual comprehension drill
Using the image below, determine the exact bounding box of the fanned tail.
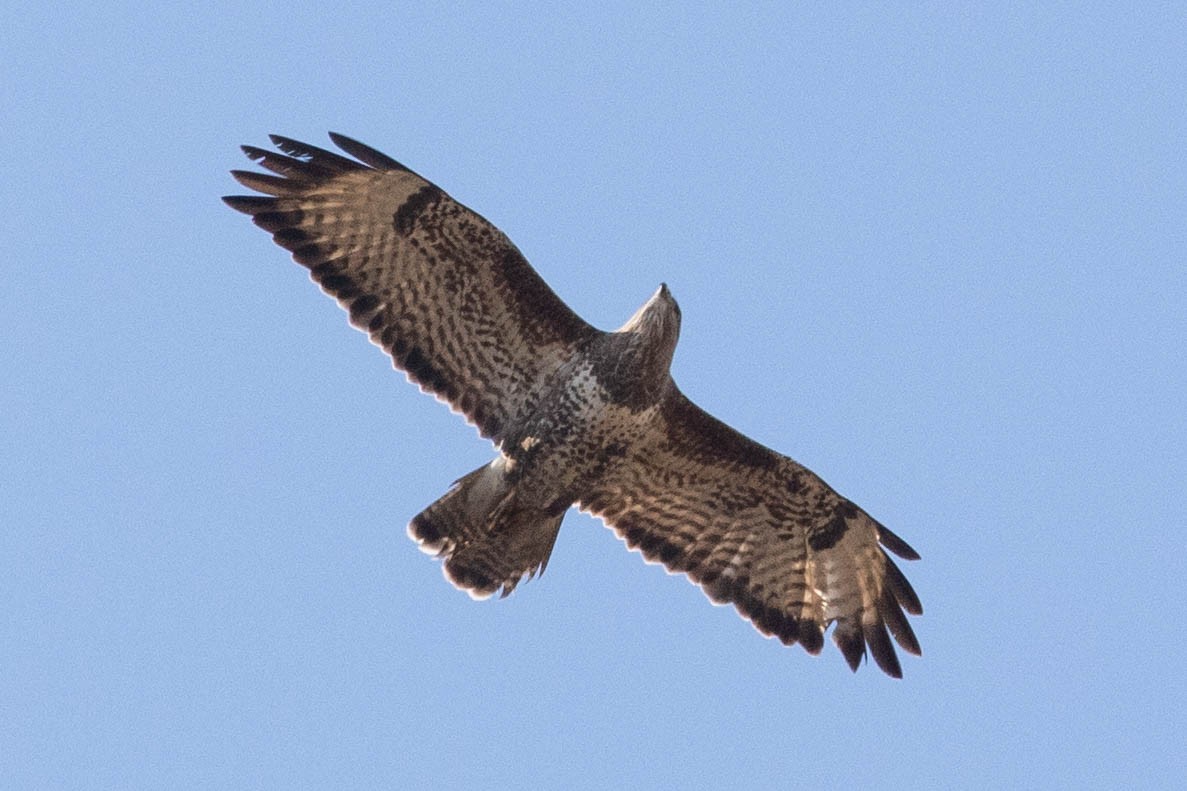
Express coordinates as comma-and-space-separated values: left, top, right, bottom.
408, 460, 566, 598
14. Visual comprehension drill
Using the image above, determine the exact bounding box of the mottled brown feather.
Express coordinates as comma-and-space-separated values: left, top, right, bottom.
581, 388, 921, 677
227, 134, 923, 678
224, 134, 598, 441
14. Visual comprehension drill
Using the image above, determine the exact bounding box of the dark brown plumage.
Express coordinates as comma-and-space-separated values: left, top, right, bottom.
225, 133, 923, 677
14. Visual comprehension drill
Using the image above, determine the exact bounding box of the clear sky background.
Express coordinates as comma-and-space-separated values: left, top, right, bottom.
3, 3, 1184, 789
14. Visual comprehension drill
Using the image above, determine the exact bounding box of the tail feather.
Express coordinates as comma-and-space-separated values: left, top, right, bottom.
407, 460, 566, 598
408, 463, 505, 557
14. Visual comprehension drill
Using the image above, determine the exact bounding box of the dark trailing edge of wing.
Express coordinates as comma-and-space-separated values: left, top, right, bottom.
611, 505, 922, 678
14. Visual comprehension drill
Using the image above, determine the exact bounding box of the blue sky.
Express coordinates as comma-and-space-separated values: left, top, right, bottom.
4, 3, 1184, 788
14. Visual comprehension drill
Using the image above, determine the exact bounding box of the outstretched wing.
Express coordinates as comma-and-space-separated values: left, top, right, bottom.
580, 387, 922, 677
224, 134, 598, 442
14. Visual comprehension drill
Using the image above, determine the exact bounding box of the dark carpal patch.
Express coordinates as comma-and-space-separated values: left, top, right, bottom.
808, 506, 850, 551
393, 185, 443, 235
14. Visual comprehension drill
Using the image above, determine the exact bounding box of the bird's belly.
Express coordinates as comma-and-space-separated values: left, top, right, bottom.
507, 396, 659, 509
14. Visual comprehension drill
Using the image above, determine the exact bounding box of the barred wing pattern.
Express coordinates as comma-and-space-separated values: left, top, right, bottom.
581, 389, 922, 677
227, 134, 922, 677
224, 134, 597, 441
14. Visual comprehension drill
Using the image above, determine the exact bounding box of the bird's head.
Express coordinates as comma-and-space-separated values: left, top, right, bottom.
619, 283, 681, 337
617, 283, 682, 377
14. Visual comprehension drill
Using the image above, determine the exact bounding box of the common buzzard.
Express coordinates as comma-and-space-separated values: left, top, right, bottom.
225, 134, 922, 677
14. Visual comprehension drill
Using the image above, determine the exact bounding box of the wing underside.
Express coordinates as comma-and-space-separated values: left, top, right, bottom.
225, 133, 598, 441
226, 134, 921, 677
581, 387, 922, 677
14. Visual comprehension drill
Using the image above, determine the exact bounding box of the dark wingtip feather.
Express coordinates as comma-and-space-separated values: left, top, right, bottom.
863, 621, 903, 678
884, 556, 923, 616
268, 134, 366, 172
878, 525, 920, 561
833, 623, 865, 672
230, 169, 302, 196
880, 595, 922, 656
222, 195, 274, 214
328, 131, 410, 171
267, 134, 326, 158
240, 147, 277, 169
240, 145, 325, 178
250, 207, 307, 234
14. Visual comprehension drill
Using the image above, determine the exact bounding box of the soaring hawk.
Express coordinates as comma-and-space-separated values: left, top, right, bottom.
225, 134, 922, 677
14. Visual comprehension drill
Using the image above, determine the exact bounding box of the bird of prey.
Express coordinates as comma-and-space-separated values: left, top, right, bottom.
225, 133, 922, 677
